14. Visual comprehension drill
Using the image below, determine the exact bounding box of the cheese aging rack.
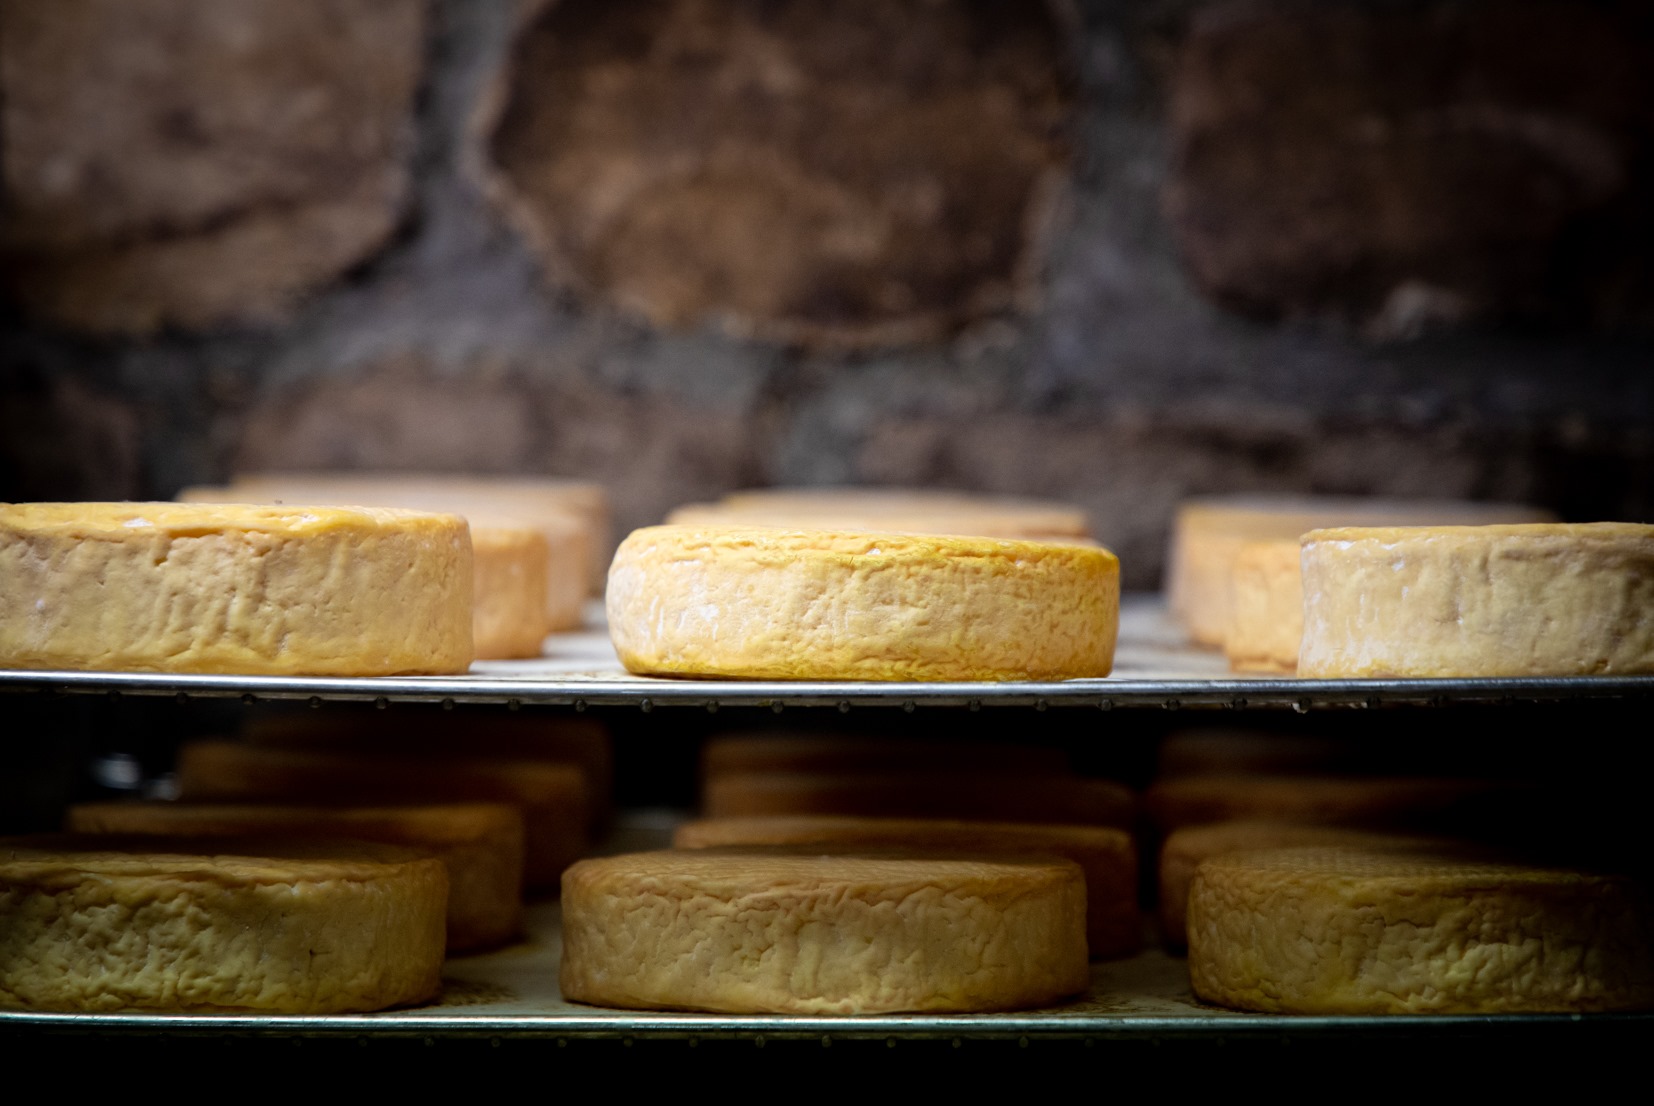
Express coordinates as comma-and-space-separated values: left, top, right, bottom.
2, 597, 1651, 1055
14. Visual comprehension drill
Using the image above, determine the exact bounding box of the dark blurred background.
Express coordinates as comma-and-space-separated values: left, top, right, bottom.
3, 0, 1651, 589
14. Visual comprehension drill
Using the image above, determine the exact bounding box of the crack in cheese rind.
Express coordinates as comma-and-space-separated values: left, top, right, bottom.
1298, 523, 1654, 677
0, 836, 447, 1013
1187, 846, 1654, 1014
606, 525, 1119, 681
0, 502, 472, 675
560, 848, 1089, 1014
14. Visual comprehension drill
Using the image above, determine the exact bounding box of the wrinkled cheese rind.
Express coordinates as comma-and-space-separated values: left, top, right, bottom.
560, 848, 1089, 1014
1299, 523, 1654, 677
1187, 846, 1654, 1014
0, 836, 447, 1013
0, 501, 472, 675
607, 525, 1119, 681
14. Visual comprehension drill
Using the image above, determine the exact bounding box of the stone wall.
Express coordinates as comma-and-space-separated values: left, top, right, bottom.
2, 0, 1650, 589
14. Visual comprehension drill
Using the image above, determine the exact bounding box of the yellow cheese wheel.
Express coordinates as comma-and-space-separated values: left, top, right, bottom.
607, 525, 1119, 680
0, 502, 472, 675
68, 802, 524, 953
675, 815, 1139, 959
471, 525, 554, 658
1299, 523, 1654, 677
1187, 845, 1654, 1013
1165, 496, 1553, 649
1224, 538, 1302, 673
560, 848, 1088, 1014
1144, 773, 1511, 835
0, 835, 447, 1013
175, 741, 586, 892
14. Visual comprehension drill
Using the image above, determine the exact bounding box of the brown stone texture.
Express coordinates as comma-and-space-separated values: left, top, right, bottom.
0, 0, 427, 335
1165, 0, 1654, 332
483, 0, 1070, 348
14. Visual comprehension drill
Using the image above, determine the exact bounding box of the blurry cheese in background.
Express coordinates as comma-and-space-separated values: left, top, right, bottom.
1143, 773, 1527, 838
175, 740, 588, 893
1165, 495, 1555, 650
1224, 538, 1302, 673
1299, 523, 1654, 677
704, 771, 1136, 829
468, 524, 555, 657
675, 815, 1141, 960
1187, 845, 1654, 1014
0, 502, 472, 676
67, 801, 525, 953
667, 486, 1094, 543
0, 835, 448, 1015
700, 734, 1072, 780
180, 472, 609, 607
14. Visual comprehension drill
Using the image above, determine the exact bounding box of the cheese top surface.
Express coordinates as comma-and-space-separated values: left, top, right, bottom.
675, 815, 1131, 852
0, 834, 433, 885
1303, 521, 1652, 546
0, 501, 461, 539
569, 846, 1083, 890
68, 802, 522, 848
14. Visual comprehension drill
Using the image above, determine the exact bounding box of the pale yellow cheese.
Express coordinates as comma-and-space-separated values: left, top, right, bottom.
669, 488, 1092, 543
1187, 845, 1654, 1013
1224, 538, 1302, 672
68, 802, 525, 953
607, 525, 1119, 681
471, 525, 554, 658
0, 502, 472, 675
704, 771, 1136, 828
1165, 496, 1553, 649
675, 815, 1139, 959
175, 741, 586, 892
560, 848, 1089, 1014
1299, 523, 1654, 677
183, 471, 606, 599
0, 835, 447, 1013
1157, 821, 1433, 948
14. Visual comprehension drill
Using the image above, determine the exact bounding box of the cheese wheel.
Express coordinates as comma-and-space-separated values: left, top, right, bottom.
175, 741, 585, 892
1166, 496, 1553, 649
675, 815, 1139, 959
1157, 821, 1433, 948
607, 525, 1119, 681
1299, 523, 1654, 677
1187, 845, 1654, 1013
1144, 773, 1512, 835
471, 525, 554, 658
1155, 730, 1346, 778
668, 488, 1092, 543
0, 835, 447, 1013
0, 502, 472, 675
704, 772, 1136, 829
67, 802, 524, 952
183, 472, 607, 598
701, 735, 1071, 779
1224, 538, 1302, 673
560, 848, 1089, 1014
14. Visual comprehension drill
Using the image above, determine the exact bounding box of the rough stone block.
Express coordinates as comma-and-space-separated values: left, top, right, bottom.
1164, 0, 1652, 334
481, 0, 1071, 348
0, 0, 427, 335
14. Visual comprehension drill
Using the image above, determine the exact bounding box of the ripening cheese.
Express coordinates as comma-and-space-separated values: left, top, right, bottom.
0, 835, 447, 1013
1165, 496, 1553, 649
675, 815, 1139, 959
1299, 523, 1654, 677
560, 848, 1089, 1014
700, 735, 1071, 779
704, 771, 1136, 829
607, 525, 1119, 681
1224, 538, 1302, 673
668, 487, 1092, 543
0, 502, 472, 675
175, 741, 586, 892
68, 802, 525, 952
1187, 845, 1654, 1013
471, 525, 555, 658
1144, 773, 1511, 835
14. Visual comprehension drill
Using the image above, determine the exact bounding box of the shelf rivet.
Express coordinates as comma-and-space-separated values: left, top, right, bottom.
1364, 696, 1380, 710
374, 697, 388, 710
689, 1037, 700, 1048
574, 700, 587, 712
902, 700, 916, 713
886, 1038, 896, 1049
1018, 1036, 1029, 1049
1293, 699, 1310, 714
968, 699, 981, 712
557, 1038, 567, 1048
819, 1036, 830, 1049
1036, 699, 1048, 712
307, 696, 322, 710
706, 702, 720, 714
1230, 698, 1247, 710
441, 699, 455, 711
952, 1038, 963, 1049
508, 699, 521, 711
1098, 699, 1113, 711
771, 702, 784, 714
1163, 699, 1180, 711
640, 699, 653, 713
176, 692, 190, 706
837, 701, 850, 713
754, 1036, 765, 1049
241, 694, 257, 707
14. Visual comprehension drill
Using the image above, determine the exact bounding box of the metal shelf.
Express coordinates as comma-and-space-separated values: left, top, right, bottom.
1, 598, 1649, 711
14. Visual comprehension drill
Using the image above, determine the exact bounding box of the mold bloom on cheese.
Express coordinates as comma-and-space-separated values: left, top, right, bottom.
0, 501, 473, 675
605, 524, 1119, 680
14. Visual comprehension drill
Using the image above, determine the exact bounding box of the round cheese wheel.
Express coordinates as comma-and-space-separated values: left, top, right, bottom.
1224, 538, 1302, 673
0, 502, 472, 675
1187, 845, 1654, 1013
607, 525, 1119, 680
703, 771, 1136, 829
560, 848, 1089, 1014
0, 835, 448, 1013
1299, 522, 1654, 677
68, 802, 525, 953
1144, 773, 1509, 835
471, 524, 554, 658
674, 815, 1139, 959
